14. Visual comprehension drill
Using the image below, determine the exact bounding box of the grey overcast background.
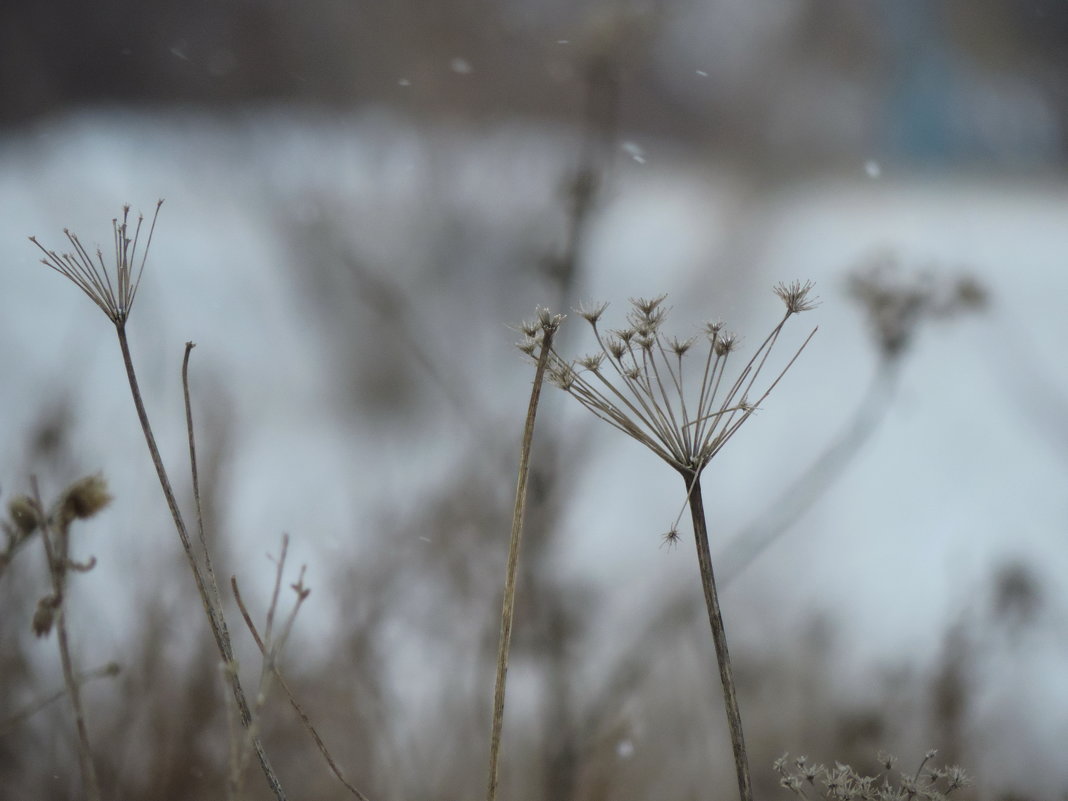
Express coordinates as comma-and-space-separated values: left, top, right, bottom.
3, 2, 1068, 800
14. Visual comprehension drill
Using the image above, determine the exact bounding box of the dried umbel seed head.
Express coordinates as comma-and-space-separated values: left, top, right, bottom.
544, 286, 817, 478
774, 280, 820, 314
847, 257, 986, 358
55, 474, 112, 529
30, 201, 164, 326
7, 495, 39, 537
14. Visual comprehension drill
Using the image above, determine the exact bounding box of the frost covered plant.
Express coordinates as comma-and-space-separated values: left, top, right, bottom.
774, 750, 970, 801
525, 284, 817, 801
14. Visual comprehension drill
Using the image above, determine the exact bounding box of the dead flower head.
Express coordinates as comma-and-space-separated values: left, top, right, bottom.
847, 256, 986, 358
53, 474, 112, 531
528, 284, 818, 477
30, 200, 164, 326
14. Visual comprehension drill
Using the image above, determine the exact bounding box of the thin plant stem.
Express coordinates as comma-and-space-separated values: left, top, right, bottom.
114, 323, 287, 801
232, 575, 372, 800
230, 536, 307, 801
486, 323, 557, 801
183, 342, 228, 636
683, 470, 752, 801
0, 662, 120, 735
30, 478, 101, 801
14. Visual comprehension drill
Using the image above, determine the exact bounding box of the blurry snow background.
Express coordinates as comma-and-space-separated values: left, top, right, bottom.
3, 2, 1068, 800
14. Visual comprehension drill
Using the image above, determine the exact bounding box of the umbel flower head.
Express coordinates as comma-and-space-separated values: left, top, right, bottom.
29, 200, 164, 326
530, 282, 817, 476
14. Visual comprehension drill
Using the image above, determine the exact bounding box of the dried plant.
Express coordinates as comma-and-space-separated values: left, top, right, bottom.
30, 204, 288, 800
486, 307, 564, 801
226, 535, 311, 801
847, 257, 986, 359
12, 474, 114, 801
774, 750, 970, 801
523, 284, 818, 801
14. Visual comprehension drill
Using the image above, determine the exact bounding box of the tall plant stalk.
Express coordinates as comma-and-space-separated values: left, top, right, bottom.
486, 309, 562, 801
31, 204, 286, 801
530, 286, 818, 801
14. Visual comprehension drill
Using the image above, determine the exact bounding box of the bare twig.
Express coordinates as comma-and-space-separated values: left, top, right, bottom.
229, 537, 313, 801
231, 575, 373, 800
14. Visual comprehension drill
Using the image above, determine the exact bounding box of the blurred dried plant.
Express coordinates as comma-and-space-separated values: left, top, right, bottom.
8, 474, 115, 801
775, 750, 969, 801
847, 256, 987, 359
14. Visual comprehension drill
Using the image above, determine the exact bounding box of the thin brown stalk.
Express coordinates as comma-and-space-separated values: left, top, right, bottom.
0, 662, 120, 735
486, 322, 557, 801
232, 575, 372, 800
183, 342, 228, 636
229, 537, 301, 801
115, 324, 287, 801
30, 478, 101, 801
682, 471, 752, 801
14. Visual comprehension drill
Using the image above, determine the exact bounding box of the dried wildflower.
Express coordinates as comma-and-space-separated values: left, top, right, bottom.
775, 751, 969, 801
668, 335, 696, 356
579, 353, 605, 371
516, 337, 538, 357
538, 289, 816, 476
606, 338, 627, 360
714, 332, 738, 356
630, 294, 667, 317
660, 527, 681, 550
55, 474, 112, 528
8, 495, 39, 537
532, 287, 816, 801
847, 257, 986, 358
536, 306, 565, 332
944, 766, 969, 791
774, 279, 820, 314
577, 300, 609, 324
30, 201, 163, 326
